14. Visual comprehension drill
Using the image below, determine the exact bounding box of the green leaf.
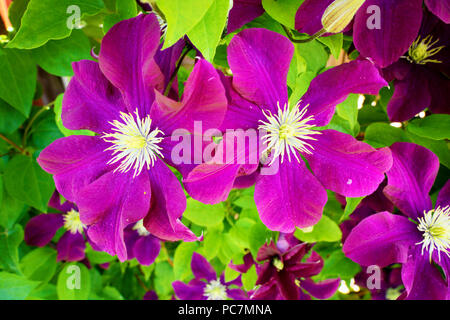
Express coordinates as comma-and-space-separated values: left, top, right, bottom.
406, 131, 450, 169
31, 30, 92, 76
159, 0, 214, 49
241, 265, 258, 292
364, 122, 409, 148
224, 265, 240, 283
317, 250, 361, 281
103, 0, 138, 33
318, 33, 343, 60
262, 0, 303, 29
406, 114, 450, 141
0, 189, 27, 230
294, 40, 328, 75
248, 222, 272, 257
101, 286, 124, 300
341, 196, 364, 222
187, 0, 230, 61
0, 48, 36, 116
3, 155, 55, 212
57, 263, 91, 300
7, 0, 105, 49
0, 272, 40, 300
154, 261, 174, 298
335, 94, 360, 134
0, 224, 24, 274
85, 245, 116, 265
218, 233, 242, 265
30, 112, 64, 151
173, 242, 198, 281
229, 218, 256, 249
20, 247, 57, 283
184, 198, 224, 227
0, 98, 26, 134
8, 0, 30, 31
294, 215, 342, 242
203, 224, 223, 260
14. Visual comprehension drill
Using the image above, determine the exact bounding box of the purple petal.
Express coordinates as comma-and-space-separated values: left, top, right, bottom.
76, 170, 151, 261
425, 0, 450, 24
191, 252, 217, 282
251, 280, 278, 300
99, 14, 163, 114
383, 142, 438, 220
255, 160, 327, 231
37, 136, 111, 202
144, 158, 198, 242
227, 0, 265, 33
353, 0, 423, 68
275, 270, 298, 300
300, 278, 340, 300
305, 129, 393, 197
24, 214, 64, 247
173, 280, 206, 300
133, 235, 161, 266
62, 60, 126, 134
343, 211, 420, 267
295, 0, 333, 35
437, 180, 450, 209
228, 28, 293, 111
48, 191, 75, 213
154, 40, 185, 91
226, 288, 249, 300
229, 253, 255, 273
143, 291, 158, 300
301, 59, 388, 127
56, 231, 86, 262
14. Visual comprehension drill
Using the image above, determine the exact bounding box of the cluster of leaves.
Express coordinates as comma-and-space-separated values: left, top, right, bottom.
0, 0, 448, 300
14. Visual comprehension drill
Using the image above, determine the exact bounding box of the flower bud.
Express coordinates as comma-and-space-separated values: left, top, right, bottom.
321, 0, 365, 34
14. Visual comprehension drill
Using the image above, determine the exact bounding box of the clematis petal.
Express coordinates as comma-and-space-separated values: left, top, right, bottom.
304, 129, 393, 198
436, 180, 450, 209
251, 280, 278, 300
56, 231, 86, 262
383, 142, 438, 220
191, 252, 217, 282
255, 160, 327, 231
227, 0, 265, 33
173, 280, 206, 300
144, 158, 198, 242
48, 191, 75, 213
275, 270, 298, 300
353, 0, 423, 68
151, 59, 227, 134
343, 211, 420, 267
99, 14, 164, 114
37, 136, 112, 202
154, 40, 185, 92
226, 288, 249, 300
76, 170, 151, 261
300, 60, 388, 127
300, 278, 340, 300
295, 0, 333, 35
24, 214, 64, 247
62, 60, 126, 134
143, 291, 158, 300
228, 28, 293, 111
425, 0, 450, 24
133, 235, 161, 266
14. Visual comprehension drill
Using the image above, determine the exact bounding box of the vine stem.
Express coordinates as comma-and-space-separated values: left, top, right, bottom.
0, 133, 27, 154
22, 103, 53, 148
281, 24, 326, 44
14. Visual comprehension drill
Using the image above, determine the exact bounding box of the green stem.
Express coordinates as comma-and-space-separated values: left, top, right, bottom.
281, 24, 326, 44
0, 133, 27, 154
22, 103, 53, 148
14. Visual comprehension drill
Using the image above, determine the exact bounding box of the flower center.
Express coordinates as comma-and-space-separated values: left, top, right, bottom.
63, 209, 85, 234
258, 102, 321, 165
132, 219, 150, 237
203, 280, 228, 300
102, 110, 164, 178
272, 257, 284, 271
416, 205, 450, 262
407, 35, 445, 65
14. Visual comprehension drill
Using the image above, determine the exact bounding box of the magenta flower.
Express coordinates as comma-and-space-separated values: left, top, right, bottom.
172, 253, 248, 300
37, 14, 228, 261
25, 192, 87, 262
343, 142, 450, 300
124, 220, 161, 266
295, 0, 450, 68
184, 28, 391, 232
227, 0, 264, 33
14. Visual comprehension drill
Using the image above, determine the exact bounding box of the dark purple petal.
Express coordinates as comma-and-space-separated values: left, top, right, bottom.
436, 180, 450, 209
300, 60, 388, 126
24, 214, 64, 247
48, 191, 75, 213
353, 0, 423, 68
251, 280, 278, 300
275, 270, 298, 300
99, 14, 163, 114
227, 0, 265, 33
425, 0, 450, 24
383, 142, 438, 220
76, 170, 151, 261
343, 211, 420, 267
133, 235, 161, 266
300, 278, 340, 300
154, 40, 185, 91
295, 0, 333, 35
143, 291, 158, 300
56, 231, 86, 262
191, 252, 217, 282
255, 159, 327, 231
62, 60, 126, 134
226, 288, 249, 300
256, 242, 280, 261
37, 136, 112, 202
228, 28, 293, 111
288, 251, 324, 278
144, 158, 198, 242
305, 129, 393, 197
229, 253, 255, 273
173, 280, 206, 300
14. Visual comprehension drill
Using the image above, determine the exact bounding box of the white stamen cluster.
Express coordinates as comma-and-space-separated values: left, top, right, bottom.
63, 209, 85, 234
132, 219, 150, 237
417, 206, 450, 262
203, 280, 228, 300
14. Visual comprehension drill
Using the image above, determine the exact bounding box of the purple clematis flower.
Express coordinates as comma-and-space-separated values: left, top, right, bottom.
227, 0, 265, 33
25, 192, 87, 262
37, 14, 228, 261
250, 235, 340, 300
184, 28, 392, 232
295, 0, 450, 68
343, 142, 450, 300
124, 219, 161, 266
172, 252, 249, 300
382, 12, 450, 122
